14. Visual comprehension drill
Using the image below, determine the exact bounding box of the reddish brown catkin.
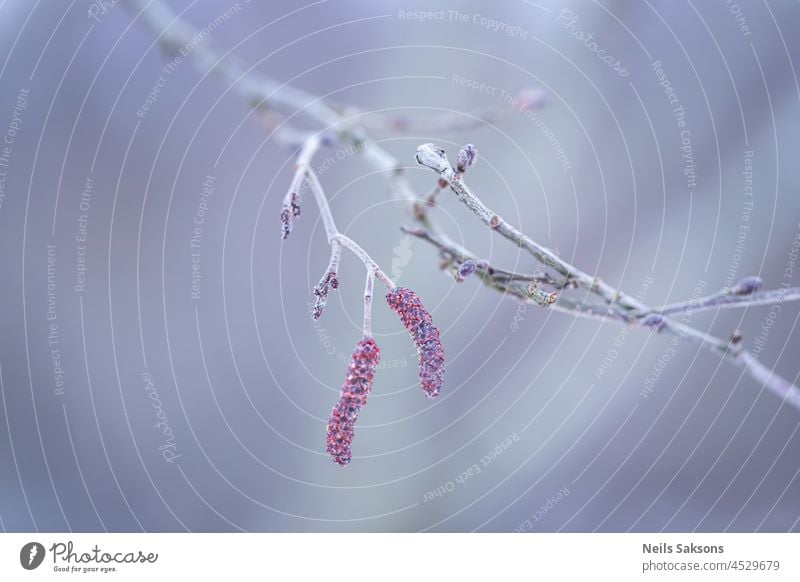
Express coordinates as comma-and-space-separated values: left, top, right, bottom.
326, 338, 380, 466
386, 287, 445, 398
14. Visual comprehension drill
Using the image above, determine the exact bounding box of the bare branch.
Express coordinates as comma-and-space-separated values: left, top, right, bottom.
736, 351, 800, 410
281, 134, 321, 239
415, 142, 800, 410
289, 135, 396, 299
126, 0, 800, 414
654, 284, 800, 317
312, 240, 340, 320
401, 225, 565, 288
415, 144, 642, 310
123, 0, 343, 127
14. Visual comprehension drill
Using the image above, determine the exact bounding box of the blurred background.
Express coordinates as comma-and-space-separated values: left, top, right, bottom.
0, 0, 799, 532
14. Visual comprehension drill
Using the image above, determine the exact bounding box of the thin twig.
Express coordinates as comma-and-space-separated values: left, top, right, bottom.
401, 225, 566, 287
297, 156, 396, 287
736, 351, 800, 410
281, 134, 321, 239
415, 143, 641, 310
363, 269, 375, 338
654, 286, 800, 317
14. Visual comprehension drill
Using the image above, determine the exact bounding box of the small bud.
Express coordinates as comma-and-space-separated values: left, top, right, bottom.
456, 144, 477, 173
489, 215, 501, 229
280, 193, 301, 240
455, 260, 477, 282
280, 210, 292, 239
730, 329, 743, 345
386, 287, 445, 398
415, 143, 450, 174
326, 338, 380, 466
641, 313, 666, 332
730, 276, 763, 296
312, 271, 338, 320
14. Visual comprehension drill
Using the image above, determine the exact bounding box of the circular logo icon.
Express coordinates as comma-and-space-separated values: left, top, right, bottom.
20, 542, 45, 570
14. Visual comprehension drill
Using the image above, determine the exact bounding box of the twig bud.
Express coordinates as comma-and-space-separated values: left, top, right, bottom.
326, 338, 380, 466
386, 287, 445, 398
456, 144, 477, 173
280, 193, 301, 240
731, 276, 763, 296
312, 271, 338, 320
641, 313, 666, 332
455, 260, 477, 282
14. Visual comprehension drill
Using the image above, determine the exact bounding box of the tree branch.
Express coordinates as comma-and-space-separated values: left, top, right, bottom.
126, 0, 800, 412
654, 284, 800, 317
414, 143, 800, 411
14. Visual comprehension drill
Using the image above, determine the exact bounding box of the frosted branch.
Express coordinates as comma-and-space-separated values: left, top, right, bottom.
281, 134, 321, 240
653, 283, 800, 317
363, 269, 375, 338
415, 144, 641, 310
415, 142, 800, 411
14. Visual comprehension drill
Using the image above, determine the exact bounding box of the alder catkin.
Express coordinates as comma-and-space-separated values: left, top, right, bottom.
326, 338, 380, 466
386, 287, 445, 398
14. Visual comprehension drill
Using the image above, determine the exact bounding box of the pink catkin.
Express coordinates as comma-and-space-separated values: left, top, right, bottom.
326, 338, 380, 466
385, 287, 445, 398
